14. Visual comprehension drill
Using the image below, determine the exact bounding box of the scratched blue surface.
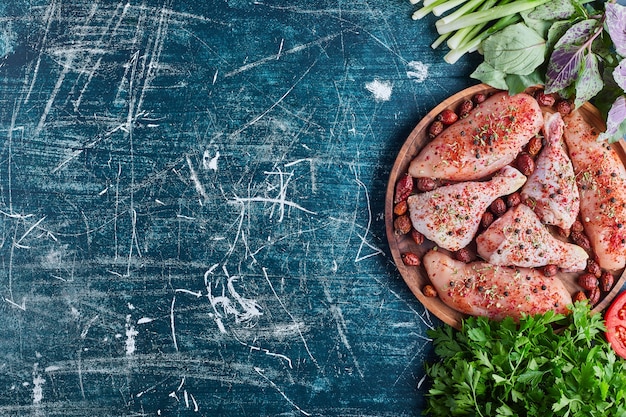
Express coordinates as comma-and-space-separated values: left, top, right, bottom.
0, 1, 478, 415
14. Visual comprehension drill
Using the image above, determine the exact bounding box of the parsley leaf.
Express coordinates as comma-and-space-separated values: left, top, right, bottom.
424, 302, 626, 416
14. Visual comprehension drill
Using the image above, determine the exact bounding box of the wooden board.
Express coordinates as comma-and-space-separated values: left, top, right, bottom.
385, 84, 626, 329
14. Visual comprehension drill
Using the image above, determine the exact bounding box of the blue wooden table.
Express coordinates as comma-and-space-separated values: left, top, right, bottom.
0, 1, 479, 415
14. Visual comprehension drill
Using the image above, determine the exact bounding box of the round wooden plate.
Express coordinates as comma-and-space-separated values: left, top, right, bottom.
385, 84, 626, 329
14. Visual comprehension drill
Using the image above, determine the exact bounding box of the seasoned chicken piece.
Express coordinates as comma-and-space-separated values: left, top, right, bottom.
423, 249, 572, 321
563, 110, 626, 271
407, 166, 526, 251
409, 92, 543, 181
476, 204, 588, 271
520, 112, 579, 234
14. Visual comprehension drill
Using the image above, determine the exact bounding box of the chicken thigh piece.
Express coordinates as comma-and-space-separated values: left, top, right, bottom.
476, 204, 588, 271
423, 249, 572, 321
520, 112, 579, 234
407, 166, 526, 251
563, 110, 626, 271
409, 92, 543, 181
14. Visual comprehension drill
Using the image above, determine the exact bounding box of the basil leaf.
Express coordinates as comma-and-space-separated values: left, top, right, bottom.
527, 0, 576, 20
599, 95, 626, 143
605, 2, 626, 57
614, 58, 626, 91
470, 62, 508, 90
505, 70, 544, 95
481, 23, 545, 76
574, 53, 603, 108
545, 19, 600, 93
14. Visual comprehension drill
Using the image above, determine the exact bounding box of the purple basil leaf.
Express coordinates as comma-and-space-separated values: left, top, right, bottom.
614, 58, 626, 91
606, 3, 626, 57
574, 54, 603, 108
599, 96, 626, 142
545, 20, 598, 93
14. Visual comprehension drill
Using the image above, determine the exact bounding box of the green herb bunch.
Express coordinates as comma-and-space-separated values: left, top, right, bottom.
411, 0, 626, 143
424, 302, 626, 416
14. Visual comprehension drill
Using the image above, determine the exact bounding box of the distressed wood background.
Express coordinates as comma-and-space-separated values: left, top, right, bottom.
0, 1, 479, 415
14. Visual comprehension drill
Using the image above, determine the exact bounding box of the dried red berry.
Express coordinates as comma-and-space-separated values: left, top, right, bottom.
437, 109, 458, 125
472, 93, 486, 105
454, 248, 474, 263
586, 258, 602, 278
526, 136, 543, 156
393, 201, 408, 216
573, 291, 587, 303
587, 286, 601, 304
410, 229, 425, 245
394, 215, 412, 235
394, 174, 414, 204
428, 120, 444, 138
506, 192, 521, 208
556, 99, 572, 116
516, 153, 535, 176
401, 252, 421, 266
490, 198, 507, 217
416, 177, 437, 192
535, 91, 556, 107
458, 100, 473, 117
600, 271, 615, 292
423, 284, 437, 297
543, 264, 558, 277
578, 273, 599, 291
481, 211, 494, 229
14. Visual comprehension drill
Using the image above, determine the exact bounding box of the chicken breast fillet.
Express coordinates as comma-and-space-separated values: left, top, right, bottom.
407, 166, 526, 251
563, 110, 626, 271
476, 204, 588, 272
409, 92, 543, 181
520, 112, 580, 234
423, 249, 572, 321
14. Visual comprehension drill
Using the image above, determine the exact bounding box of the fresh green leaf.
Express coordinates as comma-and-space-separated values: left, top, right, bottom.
545, 19, 600, 92
482, 23, 546, 75
605, 2, 626, 57
574, 52, 603, 108
424, 303, 626, 417
470, 62, 508, 90
527, 0, 577, 20
505, 70, 544, 95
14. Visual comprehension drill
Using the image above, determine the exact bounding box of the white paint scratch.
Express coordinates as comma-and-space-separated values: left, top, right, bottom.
125, 314, 138, 356
262, 268, 318, 368
323, 283, 364, 378
407, 61, 429, 83
365, 79, 392, 102
186, 155, 209, 203
170, 296, 178, 351
254, 367, 311, 416
32, 365, 45, 404
202, 149, 220, 171
225, 33, 339, 77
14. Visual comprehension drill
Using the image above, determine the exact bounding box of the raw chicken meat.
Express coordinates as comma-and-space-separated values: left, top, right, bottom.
409, 92, 543, 181
407, 166, 526, 251
423, 249, 572, 321
476, 204, 588, 271
520, 112, 579, 234
563, 110, 626, 271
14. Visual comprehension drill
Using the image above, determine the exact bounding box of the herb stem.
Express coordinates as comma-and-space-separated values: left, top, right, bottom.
435, 0, 550, 34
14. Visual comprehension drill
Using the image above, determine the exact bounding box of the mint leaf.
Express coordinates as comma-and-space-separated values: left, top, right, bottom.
614, 58, 626, 91
545, 19, 600, 93
605, 2, 626, 57
599, 95, 626, 143
481, 23, 545, 76
574, 53, 603, 108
